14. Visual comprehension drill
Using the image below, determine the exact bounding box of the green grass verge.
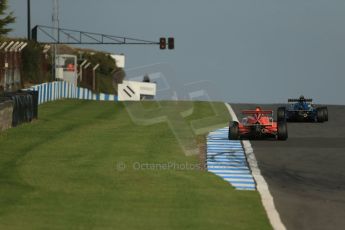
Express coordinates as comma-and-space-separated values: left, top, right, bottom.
0, 100, 271, 230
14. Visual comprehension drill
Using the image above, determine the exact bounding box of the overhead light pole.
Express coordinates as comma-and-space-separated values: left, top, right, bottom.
52, 0, 60, 80
27, 0, 31, 40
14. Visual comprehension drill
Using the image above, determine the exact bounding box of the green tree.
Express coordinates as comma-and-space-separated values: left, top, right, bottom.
0, 0, 15, 37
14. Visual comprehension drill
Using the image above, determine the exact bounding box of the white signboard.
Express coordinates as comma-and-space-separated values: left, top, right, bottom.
55, 54, 77, 85
118, 80, 156, 101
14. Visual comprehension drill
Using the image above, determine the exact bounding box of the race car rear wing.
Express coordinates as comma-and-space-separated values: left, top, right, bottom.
242, 110, 273, 115
288, 98, 313, 102
287, 109, 311, 112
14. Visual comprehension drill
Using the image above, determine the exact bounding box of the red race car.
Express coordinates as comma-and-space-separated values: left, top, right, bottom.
228, 107, 288, 140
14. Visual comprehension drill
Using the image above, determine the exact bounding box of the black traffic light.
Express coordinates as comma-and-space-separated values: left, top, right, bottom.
160, 37, 166, 49
168, 37, 174, 50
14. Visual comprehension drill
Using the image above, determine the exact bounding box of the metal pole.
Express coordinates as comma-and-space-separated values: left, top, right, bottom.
92, 69, 95, 91
27, 0, 31, 40
52, 0, 60, 81
92, 64, 100, 91
79, 60, 87, 82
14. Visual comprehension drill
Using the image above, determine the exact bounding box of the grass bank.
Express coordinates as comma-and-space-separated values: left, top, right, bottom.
0, 100, 271, 229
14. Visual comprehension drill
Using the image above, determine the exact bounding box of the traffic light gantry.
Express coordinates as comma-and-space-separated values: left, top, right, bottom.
32, 25, 175, 50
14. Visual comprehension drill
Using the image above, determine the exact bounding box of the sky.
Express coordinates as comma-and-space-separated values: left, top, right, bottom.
7, 0, 345, 104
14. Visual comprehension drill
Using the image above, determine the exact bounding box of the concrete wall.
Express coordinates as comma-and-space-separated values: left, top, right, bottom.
0, 100, 13, 131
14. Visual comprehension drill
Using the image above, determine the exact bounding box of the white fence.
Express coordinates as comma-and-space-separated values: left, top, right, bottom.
26, 81, 118, 105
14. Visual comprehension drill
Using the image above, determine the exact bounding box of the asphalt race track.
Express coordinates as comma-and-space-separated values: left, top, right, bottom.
231, 104, 345, 230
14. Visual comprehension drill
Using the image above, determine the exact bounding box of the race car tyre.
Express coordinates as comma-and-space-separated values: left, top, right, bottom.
316, 108, 325, 123
228, 121, 240, 140
277, 107, 286, 122
322, 107, 328, 121
277, 122, 288, 140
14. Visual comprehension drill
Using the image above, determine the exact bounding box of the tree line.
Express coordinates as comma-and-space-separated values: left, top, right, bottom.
0, 0, 15, 38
